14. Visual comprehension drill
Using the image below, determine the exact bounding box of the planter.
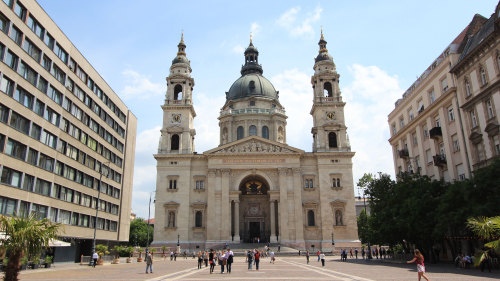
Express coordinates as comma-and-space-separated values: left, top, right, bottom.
45, 263, 51, 268
97, 259, 104, 265
126, 257, 131, 263
137, 257, 143, 262
112, 258, 120, 264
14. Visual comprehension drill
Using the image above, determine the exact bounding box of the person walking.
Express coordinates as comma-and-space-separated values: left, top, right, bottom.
219, 250, 226, 274
355, 248, 358, 259
203, 251, 208, 267
226, 248, 233, 274
209, 249, 215, 274
255, 250, 261, 270
278, 244, 281, 252
306, 250, 310, 264
197, 251, 203, 269
407, 249, 431, 281
92, 252, 98, 268
270, 250, 275, 264
350, 248, 353, 258
362, 248, 365, 260
145, 251, 153, 274
247, 250, 254, 270
317, 250, 321, 262
320, 252, 326, 267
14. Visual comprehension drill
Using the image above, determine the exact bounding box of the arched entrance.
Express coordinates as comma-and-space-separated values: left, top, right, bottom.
237, 175, 270, 243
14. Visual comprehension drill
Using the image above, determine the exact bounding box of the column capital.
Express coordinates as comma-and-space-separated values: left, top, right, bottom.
208, 169, 217, 177
221, 169, 231, 176
278, 168, 288, 175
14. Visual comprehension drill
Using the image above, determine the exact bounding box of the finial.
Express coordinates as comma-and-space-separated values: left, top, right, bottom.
180, 30, 184, 43
320, 26, 324, 40
250, 32, 253, 43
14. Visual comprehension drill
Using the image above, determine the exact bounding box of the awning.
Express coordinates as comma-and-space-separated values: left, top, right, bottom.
48, 239, 71, 247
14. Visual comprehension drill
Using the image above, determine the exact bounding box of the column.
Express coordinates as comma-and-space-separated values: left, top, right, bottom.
234, 200, 240, 242
293, 168, 304, 242
221, 169, 230, 241
278, 168, 289, 243
206, 169, 217, 241
270, 200, 277, 242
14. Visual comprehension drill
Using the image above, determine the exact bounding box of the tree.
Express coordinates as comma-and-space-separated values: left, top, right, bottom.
0, 214, 61, 281
129, 218, 153, 247
357, 208, 370, 244
467, 216, 500, 256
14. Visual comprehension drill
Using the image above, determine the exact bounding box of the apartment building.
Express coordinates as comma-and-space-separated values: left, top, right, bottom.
388, 2, 500, 181
0, 0, 136, 261
388, 15, 486, 181
450, 4, 500, 170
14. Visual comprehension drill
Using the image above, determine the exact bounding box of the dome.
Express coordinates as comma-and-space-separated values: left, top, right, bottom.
172, 55, 189, 64
227, 73, 278, 101
315, 52, 333, 62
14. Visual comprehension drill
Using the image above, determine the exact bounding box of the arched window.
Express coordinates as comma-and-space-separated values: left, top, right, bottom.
262, 126, 269, 139
335, 210, 343, 225
480, 67, 487, 85
328, 132, 338, 148
168, 211, 176, 227
307, 210, 315, 226
465, 78, 471, 97
174, 84, 183, 100
171, 134, 179, 150
237, 126, 244, 140
324, 82, 333, 97
195, 211, 202, 227
249, 125, 257, 136
337, 178, 341, 187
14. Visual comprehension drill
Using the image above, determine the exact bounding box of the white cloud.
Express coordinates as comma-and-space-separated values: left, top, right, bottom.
121, 69, 163, 100
270, 69, 312, 149
276, 6, 322, 38
342, 64, 401, 193
232, 45, 245, 54
251, 22, 261, 37
131, 126, 160, 218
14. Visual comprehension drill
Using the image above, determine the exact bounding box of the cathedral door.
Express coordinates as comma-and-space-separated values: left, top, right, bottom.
237, 175, 270, 243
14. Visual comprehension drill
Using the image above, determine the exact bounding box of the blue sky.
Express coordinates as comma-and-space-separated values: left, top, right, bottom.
38, 0, 498, 219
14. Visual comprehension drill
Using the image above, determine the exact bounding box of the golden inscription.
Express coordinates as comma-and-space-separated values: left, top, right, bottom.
222, 159, 285, 164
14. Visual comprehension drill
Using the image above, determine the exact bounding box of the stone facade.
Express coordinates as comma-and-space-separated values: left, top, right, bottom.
153, 32, 360, 251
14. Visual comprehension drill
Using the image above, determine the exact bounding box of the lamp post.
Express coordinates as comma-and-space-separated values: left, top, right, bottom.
362, 188, 372, 260
331, 232, 335, 254
146, 192, 153, 253
177, 233, 180, 254
90, 161, 109, 265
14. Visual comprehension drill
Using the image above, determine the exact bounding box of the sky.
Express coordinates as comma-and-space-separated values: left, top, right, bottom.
37, 0, 498, 219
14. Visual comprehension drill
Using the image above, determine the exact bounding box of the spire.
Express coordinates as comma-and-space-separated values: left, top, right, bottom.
177, 32, 186, 56
172, 32, 189, 65
315, 28, 333, 63
241, 38, 263, 76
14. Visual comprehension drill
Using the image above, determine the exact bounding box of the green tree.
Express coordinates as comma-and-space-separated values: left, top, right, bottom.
357, 208, 370, 243
0, 214, 61, 281
129, 218, 153, 247
467, 216, 500, 266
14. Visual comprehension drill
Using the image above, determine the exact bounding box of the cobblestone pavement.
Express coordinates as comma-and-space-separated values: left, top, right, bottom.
8, 256, 499, 280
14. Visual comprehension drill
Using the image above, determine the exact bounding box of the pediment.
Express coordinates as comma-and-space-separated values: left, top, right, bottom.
204, 136, 303, 155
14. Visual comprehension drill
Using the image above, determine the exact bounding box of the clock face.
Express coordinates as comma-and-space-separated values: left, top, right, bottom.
326, 112, 335, 120
172, 114, 181, 123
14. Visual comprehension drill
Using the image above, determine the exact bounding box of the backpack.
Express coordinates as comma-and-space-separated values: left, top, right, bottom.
228, 254, 233, 263
255, 252, 260, 260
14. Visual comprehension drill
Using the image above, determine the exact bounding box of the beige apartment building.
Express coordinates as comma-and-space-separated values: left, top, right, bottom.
153, 32, 360, 251
0, 0, 136, 261
388, 3, 500, 181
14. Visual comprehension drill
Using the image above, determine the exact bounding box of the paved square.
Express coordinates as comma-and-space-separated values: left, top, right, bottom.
8, 256, 499, 280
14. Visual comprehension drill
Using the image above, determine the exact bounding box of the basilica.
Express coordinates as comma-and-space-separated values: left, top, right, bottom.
152, 31, 360, 250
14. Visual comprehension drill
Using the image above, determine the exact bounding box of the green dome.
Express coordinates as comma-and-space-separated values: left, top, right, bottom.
227, 73, 278, 101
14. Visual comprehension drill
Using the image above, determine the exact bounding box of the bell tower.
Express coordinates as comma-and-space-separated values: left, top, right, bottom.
310, 29, 350, 152
159, 34, 196, 154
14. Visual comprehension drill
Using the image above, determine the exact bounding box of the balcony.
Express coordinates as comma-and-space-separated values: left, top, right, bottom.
433, 154, 447, 167
398, 149, 409, 158
219, 107, 286, 117
429, 126, 442, 140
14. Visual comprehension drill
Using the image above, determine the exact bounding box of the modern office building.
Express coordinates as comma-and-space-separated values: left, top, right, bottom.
388, 2, 500, 181
0, 0, 136, 261
153, 32, 360, 251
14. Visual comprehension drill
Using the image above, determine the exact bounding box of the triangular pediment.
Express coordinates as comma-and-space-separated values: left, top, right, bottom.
204, 136, 304, 155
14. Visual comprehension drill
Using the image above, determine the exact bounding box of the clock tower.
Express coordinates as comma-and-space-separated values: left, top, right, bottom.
310, 30, 350, 152
159, 34, 196, 154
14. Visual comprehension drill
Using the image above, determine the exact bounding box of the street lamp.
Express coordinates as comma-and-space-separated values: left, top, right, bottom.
146, 192, 154, 253
331, 232, 335, 246
177, 233, 180, 246
90, 161, 109, 265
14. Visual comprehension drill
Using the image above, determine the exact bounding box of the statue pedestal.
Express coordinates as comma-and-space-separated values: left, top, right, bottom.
177, 245, 181, 253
